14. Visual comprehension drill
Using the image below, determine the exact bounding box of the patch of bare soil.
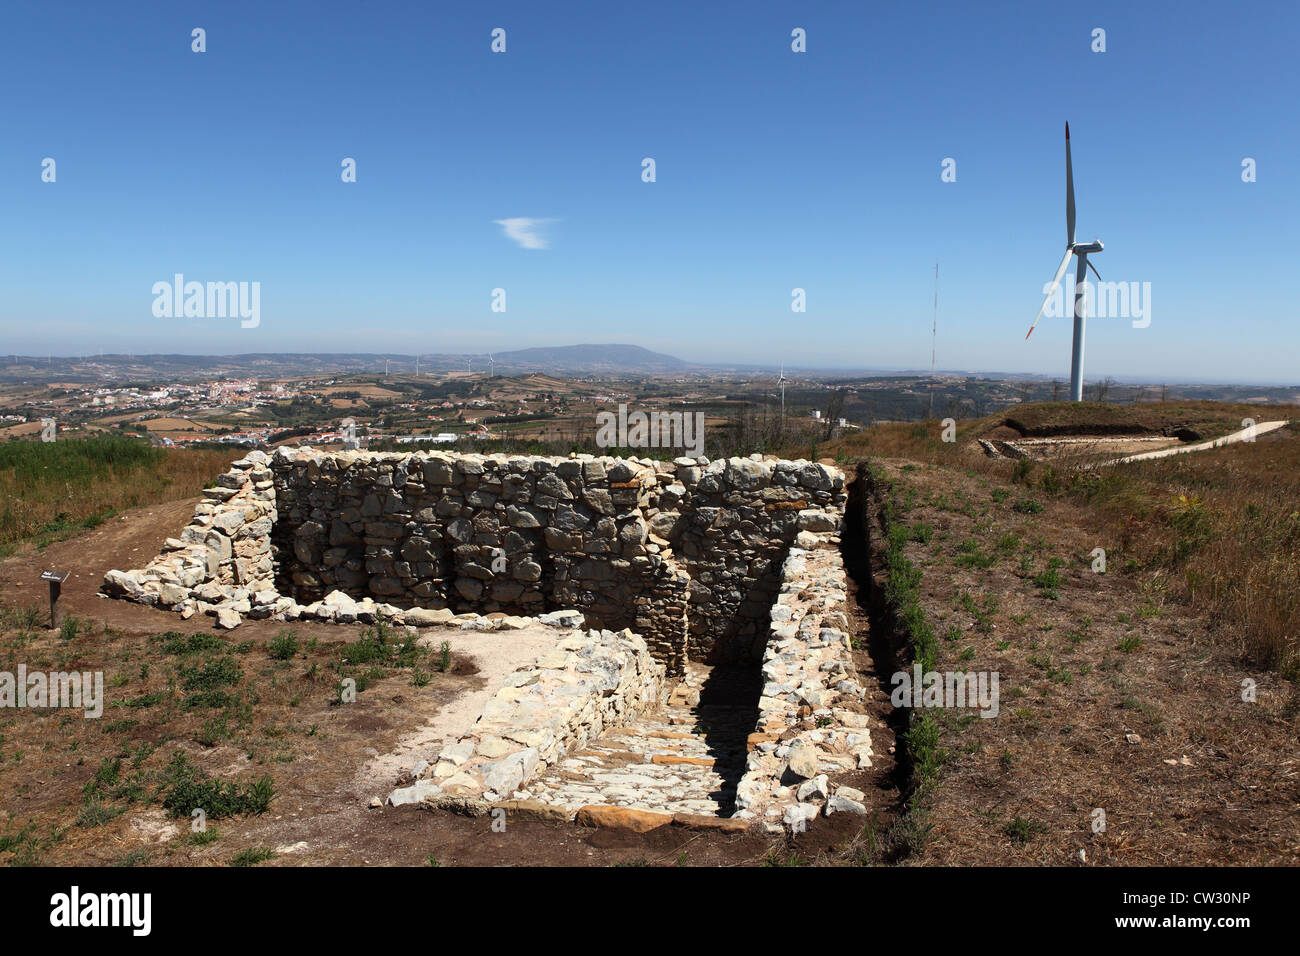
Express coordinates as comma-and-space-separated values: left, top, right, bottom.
868, 459, 1299, 866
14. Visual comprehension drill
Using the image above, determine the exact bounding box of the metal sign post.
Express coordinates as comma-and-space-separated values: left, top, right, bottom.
40, 570, 70, 628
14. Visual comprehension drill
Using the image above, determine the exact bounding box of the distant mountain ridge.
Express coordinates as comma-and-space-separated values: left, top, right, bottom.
493, 344, 687, 373
0, 344, 691, 383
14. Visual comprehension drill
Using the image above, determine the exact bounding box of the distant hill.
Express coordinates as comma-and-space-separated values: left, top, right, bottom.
0, 345, 692, 384
493, 344, 688, 374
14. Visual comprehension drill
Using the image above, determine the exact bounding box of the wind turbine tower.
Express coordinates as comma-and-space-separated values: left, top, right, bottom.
777, 363, 790, 425
1026, 123, 1105, 403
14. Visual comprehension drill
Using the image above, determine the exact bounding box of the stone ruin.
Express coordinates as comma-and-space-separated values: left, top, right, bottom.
103, 448, 872, 827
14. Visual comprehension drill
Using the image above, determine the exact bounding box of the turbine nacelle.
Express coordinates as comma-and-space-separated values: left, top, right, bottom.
1071, 239, 1104, 254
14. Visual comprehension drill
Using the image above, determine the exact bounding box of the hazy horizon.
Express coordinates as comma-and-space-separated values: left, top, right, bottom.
2, 345, 1296, 390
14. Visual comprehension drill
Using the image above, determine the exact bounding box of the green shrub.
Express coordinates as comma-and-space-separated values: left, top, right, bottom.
268, 630, 299, 661
230, 847, 276, 867
159, 632, 227, 656
76, 798, 123, 828
160, 752, 272, 819
955, 539, 995, 569
59, 616, 89, 641
339, 623, 425, 669
180, 656, 243, 692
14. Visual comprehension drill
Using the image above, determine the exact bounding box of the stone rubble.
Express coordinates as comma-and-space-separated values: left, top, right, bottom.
730, 533, 874, 829
385, 626, 666, 806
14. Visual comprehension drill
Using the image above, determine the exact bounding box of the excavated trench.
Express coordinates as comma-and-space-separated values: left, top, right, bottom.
103, 449, 852, 819
521, 661, 762, 817
842, 463, 914, 810
263, 450, 840, 816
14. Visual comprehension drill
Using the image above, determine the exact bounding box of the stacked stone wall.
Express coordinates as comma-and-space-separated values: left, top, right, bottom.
268, 450, 844, 669
387, 626, 667, 807
105, 448, 846, 677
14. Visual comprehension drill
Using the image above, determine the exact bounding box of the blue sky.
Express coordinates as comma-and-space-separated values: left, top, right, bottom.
1, 0, 1295, 383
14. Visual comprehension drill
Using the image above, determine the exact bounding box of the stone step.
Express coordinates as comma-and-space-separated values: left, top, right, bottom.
649, 754, 715, 768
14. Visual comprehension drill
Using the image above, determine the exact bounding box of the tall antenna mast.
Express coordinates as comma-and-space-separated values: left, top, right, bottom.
928, 262, 938, 419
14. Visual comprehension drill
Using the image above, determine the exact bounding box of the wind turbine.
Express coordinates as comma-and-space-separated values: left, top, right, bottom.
487, 352, 495, 376
1026, 122, 1104, 402
777, 363, 789, 424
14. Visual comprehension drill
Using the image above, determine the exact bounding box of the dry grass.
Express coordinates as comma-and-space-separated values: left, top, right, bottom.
0, 437, 233, 556
0, 614, 476, 866
860, 458, 1299, 866
785, 400, 1300, 464
972, 400, 1291, 440
1057, 430, 1300, 675
790, 403, 1300, 675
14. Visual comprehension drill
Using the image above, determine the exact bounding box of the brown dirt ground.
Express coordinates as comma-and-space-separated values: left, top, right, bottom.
868, 459, 1300, 866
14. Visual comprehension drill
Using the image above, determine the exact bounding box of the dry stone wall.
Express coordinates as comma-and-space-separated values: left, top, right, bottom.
101, 448, 866, 827
102, 448, 846, 678
267, 448, 845, 672
387, 626, 667, 807
269, 449, 695, 668
102, 450, 280, 628
733, 534, 874, 826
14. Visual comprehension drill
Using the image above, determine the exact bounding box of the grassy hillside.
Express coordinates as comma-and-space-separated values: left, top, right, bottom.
975, 400, 1290, 441
0, 437, 232, 556
786, 403, 1299, 675
858, 460, 1298, 865
1058, 431, 1300, 674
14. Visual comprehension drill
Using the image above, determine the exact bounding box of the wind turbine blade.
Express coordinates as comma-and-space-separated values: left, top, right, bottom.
1026, 248, 1074, 339
1065, 122, 1076, 246
1086, 258, 1101, 282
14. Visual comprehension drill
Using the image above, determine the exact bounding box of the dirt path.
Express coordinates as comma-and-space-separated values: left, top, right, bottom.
0, 497, 198, 631
1094, 419, 1289, 466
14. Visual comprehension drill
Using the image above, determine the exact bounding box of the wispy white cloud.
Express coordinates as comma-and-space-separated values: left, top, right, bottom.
493, 217, 556, 250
